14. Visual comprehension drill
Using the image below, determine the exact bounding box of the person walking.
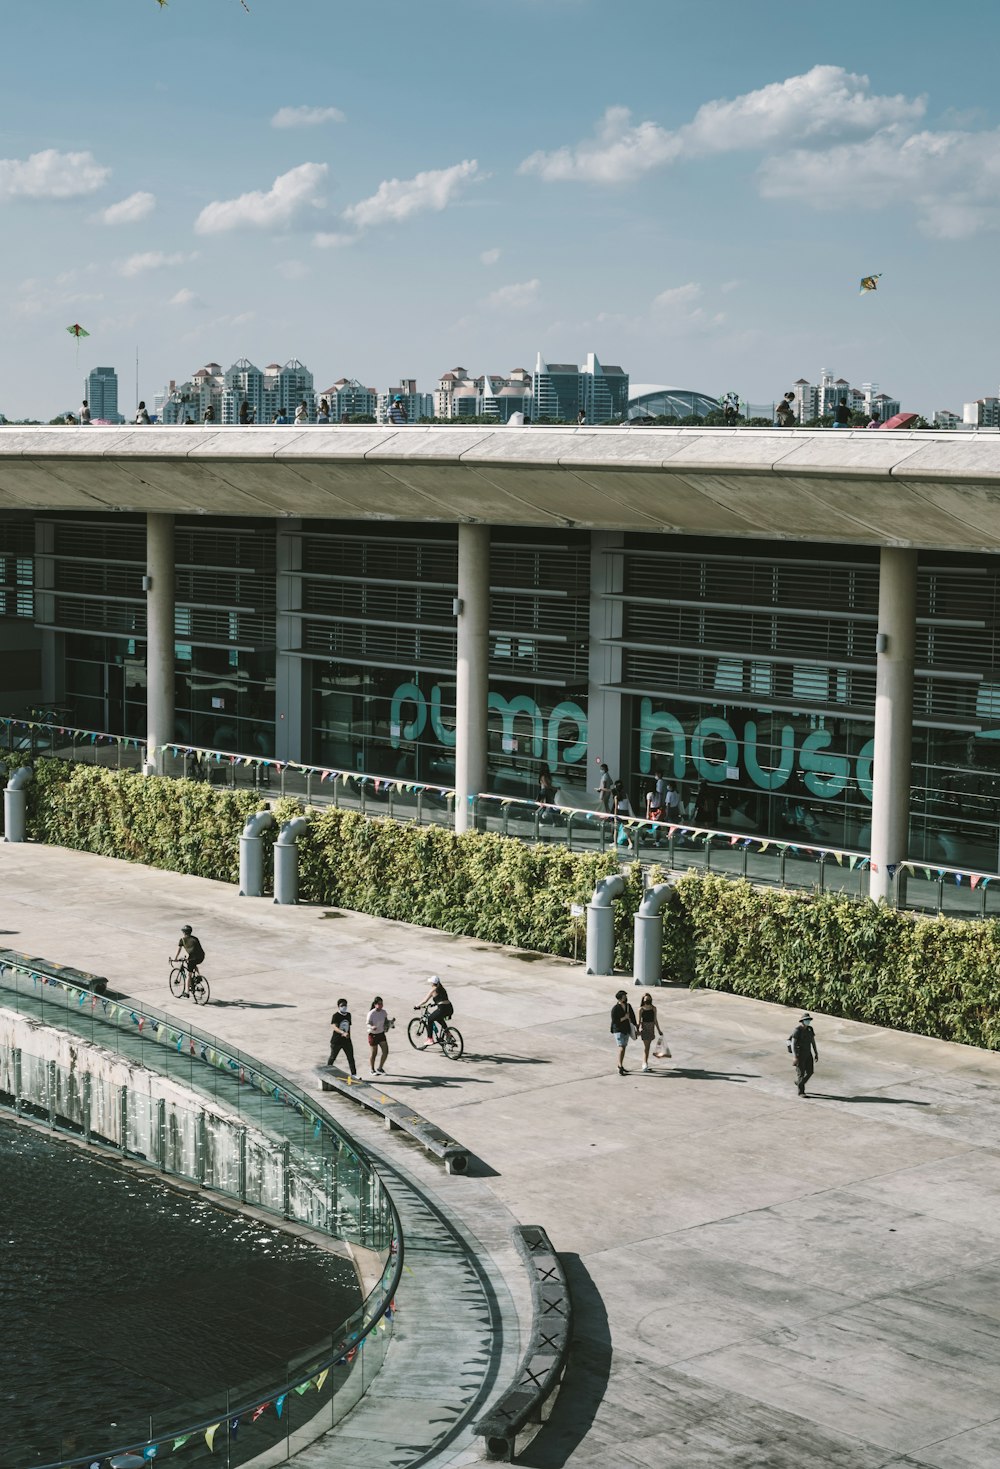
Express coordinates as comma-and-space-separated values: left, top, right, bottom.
316, 397, 331, 424
636, 991, 666, 1071
79, 399, 92, 425
294, 400, 309, 425
595, 762, 614, 813
367, 995, 390, 1074
832, 400, 851, 429
388, 395, 408, 425
775, 392, 796, 427
329, 998, 358, 1077
788, 1012, 818, 1095
238, 399, 251, 425
134, 400, 150, 425
611, 988, 637, 1075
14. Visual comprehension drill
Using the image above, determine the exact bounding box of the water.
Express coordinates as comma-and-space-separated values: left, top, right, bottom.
0, 1118, 361, 1466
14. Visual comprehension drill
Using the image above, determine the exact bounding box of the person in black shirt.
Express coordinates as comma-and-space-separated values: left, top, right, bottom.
173, 924, 204, 998
328, 998, 357, 1077
416, 975, 453, 1044
610, 988, 637, 1076
788, 1013, 818, 1095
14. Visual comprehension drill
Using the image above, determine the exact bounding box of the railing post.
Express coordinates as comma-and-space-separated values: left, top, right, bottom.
817, 856, 826, 893
197, 1109, 207, 1184
47, 1059, 57, 1127
567, 812, 575, 851
388, 784, 395, 821
779, 848, 787, 887
239, 1126, 248, 1203
741, 844, 748, 879
13, 1048, 22, 1116
937, 875, 945, 913
119, 1084, 128, 1155
415, 788, 423, 825
282, 1139, 292, 1219
306, 769, 313, 803
157, 1097, 167, 1171
704, 836, 712, 872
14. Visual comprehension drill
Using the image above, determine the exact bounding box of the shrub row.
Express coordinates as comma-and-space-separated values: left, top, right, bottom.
17, 762, 1000, 1049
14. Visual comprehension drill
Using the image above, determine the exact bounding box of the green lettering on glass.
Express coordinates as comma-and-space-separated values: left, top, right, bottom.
639, 702, 687, 777
429, 685, 457, 748
691, 716, 737, 782
800, 729, 850, 797
856, 737, 875, 801
547, 700, 588, 770
389, 681, 427, 744
743, 720, 794, 791
488, 693, 543, 758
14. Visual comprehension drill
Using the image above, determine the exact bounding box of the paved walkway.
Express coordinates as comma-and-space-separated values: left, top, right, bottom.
4, 843, 1000, 1469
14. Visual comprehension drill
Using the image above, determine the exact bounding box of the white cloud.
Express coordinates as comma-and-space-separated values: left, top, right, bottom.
652, 282, 702, 310
119, 250, 196, 277
480, 247, 501, 265
194, 162, 328, 234
682, 66, 924, 153
14, 271, 103, 318
517, 67, 926, 185
271, 105, 345, 129
519, 106, 678, 183
312, 231, 357, 249
484, 278, 540, 310
759, 124, 1000, 237
0, 148, 110, 200
97, 191, 156, 225
343, 159, 478, 230
169, 287, 199, 306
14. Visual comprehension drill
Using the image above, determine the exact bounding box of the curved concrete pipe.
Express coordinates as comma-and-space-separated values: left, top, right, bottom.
4, 766, 34, 844
240, 810, 276, 898
586, 873, 626, 975
274, 816, 310, 905
633, 883, 672, 987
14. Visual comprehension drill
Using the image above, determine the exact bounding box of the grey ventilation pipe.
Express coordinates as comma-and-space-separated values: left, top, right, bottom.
240, 810, 275, 897
585, 873, 625, 975
633, 883, 672, 986
274, 816, 309, 905
3, 766, 33, 844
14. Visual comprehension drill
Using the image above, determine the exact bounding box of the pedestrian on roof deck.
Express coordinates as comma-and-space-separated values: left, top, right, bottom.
611, 989, 637, 1076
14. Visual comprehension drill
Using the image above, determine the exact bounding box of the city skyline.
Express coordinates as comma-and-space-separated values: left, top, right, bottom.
2, 1, 1000, 419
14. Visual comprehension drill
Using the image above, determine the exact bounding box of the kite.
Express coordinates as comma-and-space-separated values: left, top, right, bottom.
66, 323, 89, 339
859, 274, 881, 295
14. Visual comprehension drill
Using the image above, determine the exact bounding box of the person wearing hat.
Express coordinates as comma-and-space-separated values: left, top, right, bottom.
173, 924, 205, 998
788, 1012, 818, 1096
610, 989, 638, 1076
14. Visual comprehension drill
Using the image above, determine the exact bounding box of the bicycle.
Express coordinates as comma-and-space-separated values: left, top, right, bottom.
408, 1007, 463, 1060
168, 957, 211, 1006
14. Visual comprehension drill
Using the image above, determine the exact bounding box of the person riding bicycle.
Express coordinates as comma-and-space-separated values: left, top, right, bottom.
174, 925, 205, 997
416, 975, 453, 1044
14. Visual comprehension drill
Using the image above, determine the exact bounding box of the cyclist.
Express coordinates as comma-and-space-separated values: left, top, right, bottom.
173, 924, 205, 998
416, 975, 453, 1046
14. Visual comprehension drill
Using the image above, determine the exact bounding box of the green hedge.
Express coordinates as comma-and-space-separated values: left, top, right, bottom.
664, 872, 1000, 1050
16, 762, 1000, 1048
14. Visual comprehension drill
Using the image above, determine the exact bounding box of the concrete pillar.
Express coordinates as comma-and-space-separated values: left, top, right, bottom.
144, 513, 175, 776
869, 547, 917, 905
454, 524, 490, 834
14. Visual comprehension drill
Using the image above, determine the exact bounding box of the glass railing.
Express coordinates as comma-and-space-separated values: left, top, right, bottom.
0, 953, 402, 1469
5, 714, 1000, 920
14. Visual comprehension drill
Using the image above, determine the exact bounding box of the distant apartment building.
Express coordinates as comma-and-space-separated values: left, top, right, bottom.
267, 359, 315, 421
160, 358, 315, 424
482, 368, 533, 423
84, 366, 124, 423
964, 397, 1000, 427
321, 378, 378, 421
934, 410, 963, 429
377, 379, 434, 424
789, 373, 899, 424
533, 353, 628, 423
436, 367, 481, 419
222, 357, 266, 424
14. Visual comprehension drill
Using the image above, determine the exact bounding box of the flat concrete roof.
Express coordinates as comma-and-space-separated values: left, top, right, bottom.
4, 425, 1000, 554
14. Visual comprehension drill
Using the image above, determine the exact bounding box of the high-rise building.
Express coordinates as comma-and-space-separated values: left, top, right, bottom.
377, 380, 433, 424
533, 353, 628, 423
321, 379, 378, 421
266, 359, 315, 421
223, 358, 266, 424
791, 373, 899, 424
85, 366, 124, 423
964, 397, 1000, 427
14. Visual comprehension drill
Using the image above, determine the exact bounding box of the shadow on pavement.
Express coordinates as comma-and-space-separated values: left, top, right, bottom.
660, 1067, 759, 1083
518, 1254, 611, 1468
462, 1053, 550, 1066
210, 999, 297, 1010
809, 1092, 932, 1106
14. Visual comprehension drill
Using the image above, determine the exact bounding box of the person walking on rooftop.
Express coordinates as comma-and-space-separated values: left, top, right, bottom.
316, 397, 330, 424
79, 399, 91, 425
775, 392, 796, 428
595, 762, 614, 813
611, 989, 637, 1076
238, 399, 251, 425
134, 401, 150, 425
832, 400, 851, 429
788, 1012, 819, 1096
367, 995, 390, 1075
388, 396, 408, 425
329, 998, 358, 1077
637, 991, 666, 1072
294, 400, 309, 425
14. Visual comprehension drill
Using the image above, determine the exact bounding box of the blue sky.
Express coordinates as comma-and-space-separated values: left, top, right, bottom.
2, 0, 999, 419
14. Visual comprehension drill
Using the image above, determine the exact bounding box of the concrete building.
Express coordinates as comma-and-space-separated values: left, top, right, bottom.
964, 397, 1000, 428
84, 367, 124, 424
320, 379, 378, 422
377, 380, 433, 424
934, 410, 963, 429
6, 426, 1000, 893
533, 353, 628, 423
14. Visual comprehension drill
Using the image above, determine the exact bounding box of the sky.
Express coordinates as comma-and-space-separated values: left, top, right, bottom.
2, 0, 1000, 420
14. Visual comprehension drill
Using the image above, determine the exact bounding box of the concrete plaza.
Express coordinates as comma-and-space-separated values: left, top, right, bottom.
4, 841, 1000, 1468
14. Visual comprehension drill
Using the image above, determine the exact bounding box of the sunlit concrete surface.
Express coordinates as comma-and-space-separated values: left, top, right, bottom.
4, 841, 1000, 1467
